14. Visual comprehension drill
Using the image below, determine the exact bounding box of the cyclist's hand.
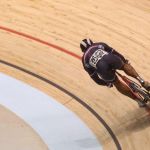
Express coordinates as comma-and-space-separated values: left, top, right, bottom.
125, 59, 129, 64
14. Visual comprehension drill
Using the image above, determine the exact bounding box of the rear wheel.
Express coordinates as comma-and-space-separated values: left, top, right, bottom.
129, 82, 150, 102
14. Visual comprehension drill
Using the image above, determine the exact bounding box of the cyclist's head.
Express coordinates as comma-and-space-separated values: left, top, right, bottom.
80, 39, 93, 53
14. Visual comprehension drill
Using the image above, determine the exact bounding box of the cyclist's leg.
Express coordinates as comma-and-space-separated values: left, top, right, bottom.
114, 77, 146, 107
97, 55, 137, 99
121, 62, 139, 78
99, 54, 147, 106
96, 56, 146, 107
114, 76, 137, 99
121, 63, 150, 91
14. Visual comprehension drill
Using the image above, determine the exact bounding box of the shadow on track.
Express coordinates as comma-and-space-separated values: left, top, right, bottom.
100, 103, 150, 146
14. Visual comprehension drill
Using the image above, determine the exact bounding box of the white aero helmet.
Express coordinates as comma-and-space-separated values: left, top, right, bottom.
80, 39, 93, 52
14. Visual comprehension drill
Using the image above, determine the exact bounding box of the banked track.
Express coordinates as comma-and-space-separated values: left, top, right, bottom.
0, 59, 121, 150
0, 0, 150, 149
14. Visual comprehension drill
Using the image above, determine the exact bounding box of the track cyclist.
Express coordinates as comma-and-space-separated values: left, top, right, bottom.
80, 39, 150, 107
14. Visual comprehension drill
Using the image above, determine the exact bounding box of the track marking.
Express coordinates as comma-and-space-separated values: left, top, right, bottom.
0, 73, 102, 150
0, 26, 81, 60
0, 60, 122, 150
0, 26, 122, 150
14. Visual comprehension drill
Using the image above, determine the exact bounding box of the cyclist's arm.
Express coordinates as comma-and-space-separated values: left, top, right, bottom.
83, 64, 107, 86
99, 42, 128, 63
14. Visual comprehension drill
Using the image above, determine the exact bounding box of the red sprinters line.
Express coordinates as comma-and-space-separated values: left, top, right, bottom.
0, 26, 122, 150
0, 26, 81, 60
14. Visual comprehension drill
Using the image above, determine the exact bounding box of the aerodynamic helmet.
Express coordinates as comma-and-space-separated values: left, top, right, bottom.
80, 38, 93, 52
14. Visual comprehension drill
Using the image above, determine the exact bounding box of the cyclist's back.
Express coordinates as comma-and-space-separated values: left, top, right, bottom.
82, 42, 126, 84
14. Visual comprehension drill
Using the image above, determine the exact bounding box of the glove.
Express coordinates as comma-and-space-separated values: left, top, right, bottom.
125, 59, 129, 64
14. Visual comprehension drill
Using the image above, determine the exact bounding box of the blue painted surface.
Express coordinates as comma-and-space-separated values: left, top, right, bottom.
0, 73, 102, 150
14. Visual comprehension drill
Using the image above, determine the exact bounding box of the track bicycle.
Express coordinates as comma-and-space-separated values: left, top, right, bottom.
116, 71, 150, 105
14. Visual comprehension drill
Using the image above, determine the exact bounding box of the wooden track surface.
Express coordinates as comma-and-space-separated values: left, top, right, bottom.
0, 0, 150, 149
0, 105, 48, 150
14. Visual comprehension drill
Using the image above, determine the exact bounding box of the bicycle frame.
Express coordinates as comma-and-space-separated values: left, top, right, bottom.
116, 71, 146, 100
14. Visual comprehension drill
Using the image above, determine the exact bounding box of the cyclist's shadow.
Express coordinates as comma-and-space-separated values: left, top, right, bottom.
99, 104, 150, 144
121, 104, 150, 132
